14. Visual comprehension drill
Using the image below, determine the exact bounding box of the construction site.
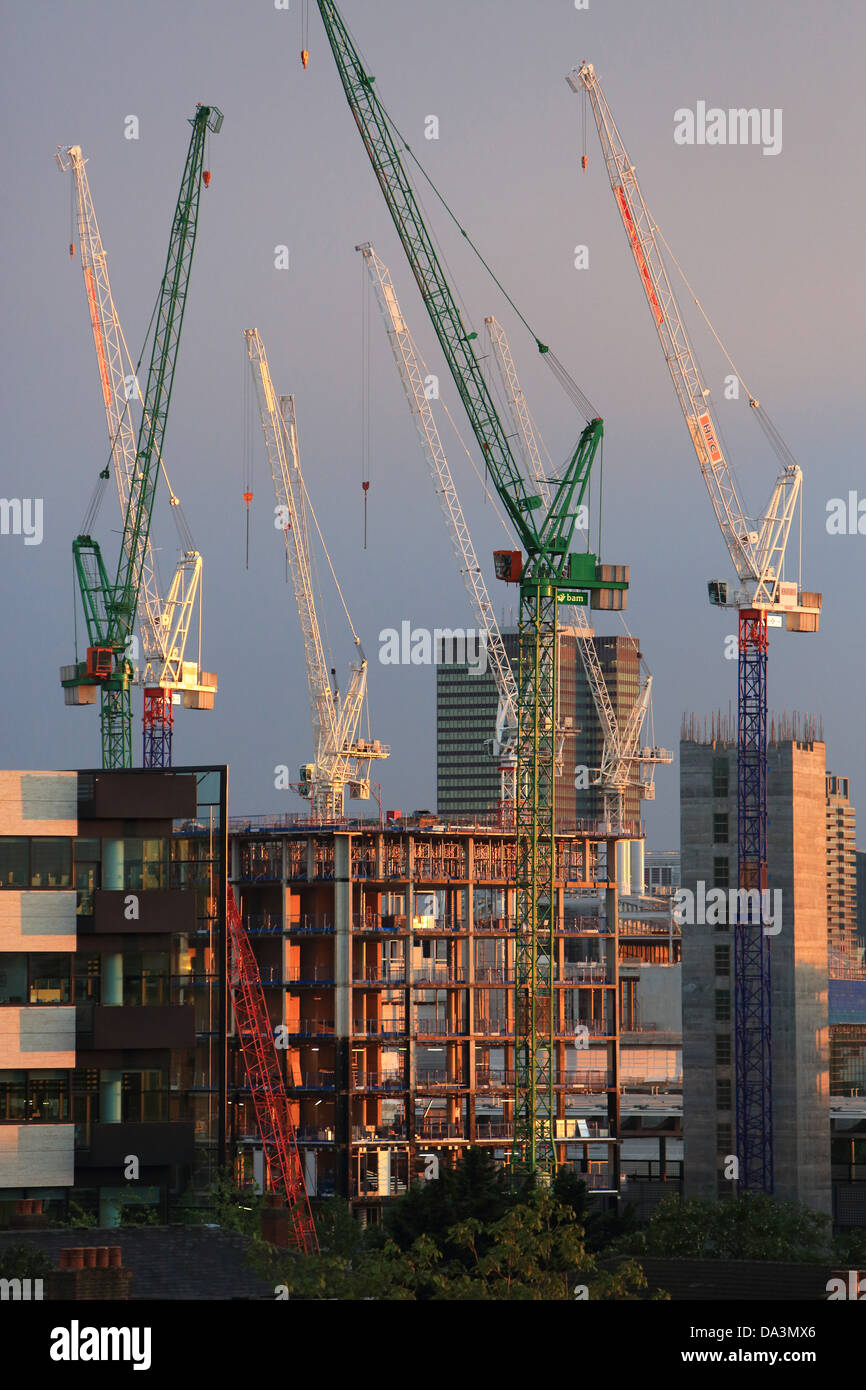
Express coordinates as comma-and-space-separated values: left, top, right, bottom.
1, 0, 863, 1315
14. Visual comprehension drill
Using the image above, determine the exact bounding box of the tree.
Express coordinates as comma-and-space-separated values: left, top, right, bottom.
250, 1157, 668, 1301
0, 1243, 54, 1279
610, 1192, 832, 1262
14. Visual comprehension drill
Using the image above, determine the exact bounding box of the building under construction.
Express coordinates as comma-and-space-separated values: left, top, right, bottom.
228, 815, 632, 1217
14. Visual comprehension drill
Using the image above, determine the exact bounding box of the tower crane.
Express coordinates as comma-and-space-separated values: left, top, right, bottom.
571, 62, 821, 1191
226, 888, 317, 1252
244, 329, 389, 822
357, 242, 518, 820
60, 105, 222, 768
56, 144, 217, 767
316, 1, 629, 1176
360, 242, 669, 830
484, 315, 672, 828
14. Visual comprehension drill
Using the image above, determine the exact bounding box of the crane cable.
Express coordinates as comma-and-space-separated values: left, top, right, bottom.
653, 223, 800, 475
370, 91, 600, 423
361, 257, 371, 548
298, 468, 361, 647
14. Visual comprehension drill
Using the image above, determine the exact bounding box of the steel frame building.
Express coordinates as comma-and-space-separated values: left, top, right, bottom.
228, 817, 627, 1216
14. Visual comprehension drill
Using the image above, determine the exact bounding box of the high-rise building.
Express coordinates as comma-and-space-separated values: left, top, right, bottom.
679, 728, 831, 1215
0, 766, 227, 1226
826, 773, 858, 956
436, 628, 643, 830
858, 851, 866, 954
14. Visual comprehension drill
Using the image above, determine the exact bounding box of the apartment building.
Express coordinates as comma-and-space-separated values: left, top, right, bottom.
0, 766, 226, 1226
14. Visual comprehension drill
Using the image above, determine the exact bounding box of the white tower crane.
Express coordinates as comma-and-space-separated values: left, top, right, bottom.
484, 314, 672, 826
357, 243, 518, 818
56, 144, 217, 765
244, 329, 389, 821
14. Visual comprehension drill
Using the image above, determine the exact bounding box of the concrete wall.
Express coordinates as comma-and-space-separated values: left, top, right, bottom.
0, 771, 76, 836
0, 1124, 74, 1187
0, 892, 76, 952
638, 964, 682, 1032
0, 1007, 76, 1068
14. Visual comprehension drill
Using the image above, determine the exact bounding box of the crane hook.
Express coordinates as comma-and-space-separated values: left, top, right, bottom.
301, 49, 310, 70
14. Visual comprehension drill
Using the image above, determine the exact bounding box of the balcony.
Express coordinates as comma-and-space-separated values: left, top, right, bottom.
353, 969, 406, 986
351, 1124, 408, 1142
413, 1018, 467, 1037
474, 966, 511, 984
414, 1120, 465, 1140
351, 1071, 405, 1091
244, 914, 285, 936
474, 1121, 514, 1140
352, 1018, 406, 1038
288, 966, 335, 986
353, 914, 407, 934
288, 1071, 335, 1091
412, 966, 466, 986
415, 1069, 467, 1089
475, 1068, 514, 1090
472, 1019, 510, 1036
286, 1019, 335, 1037
288, 915, 334, 935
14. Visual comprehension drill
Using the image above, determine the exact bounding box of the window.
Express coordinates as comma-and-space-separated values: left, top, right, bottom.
29, 954, 70, 1004
712, 812, 729, 844
712, 856, 729, 891
0, 838, 72, 889
0, 839, 29, 889
712, 757, 729, 798
123, 951, 170, 1006
0, 1070, 68, 1122
716, 1123, 733, 1156
714, 945, 731, 976
30, 839, 72, 888
0, 954, 70, 1005
0, 955, 28, 1003
716, 1033, 732, 1066
716, 1078, 732, 1110
714, 989, 731, 1023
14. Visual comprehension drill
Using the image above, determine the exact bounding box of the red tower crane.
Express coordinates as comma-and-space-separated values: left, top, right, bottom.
226, 889, 317, 1254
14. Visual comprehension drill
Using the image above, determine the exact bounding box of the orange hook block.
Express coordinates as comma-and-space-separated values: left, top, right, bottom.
69, 243, 75, 258
581, 155, 589, 170
301, 49, 310, 69
202, 170, 211, 188
243, 490, 253, 507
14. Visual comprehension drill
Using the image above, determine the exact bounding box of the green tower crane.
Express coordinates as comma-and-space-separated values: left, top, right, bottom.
315, 2, 626, 1177
61, 103, 223, 768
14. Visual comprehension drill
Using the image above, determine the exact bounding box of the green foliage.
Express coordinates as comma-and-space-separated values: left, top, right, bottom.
119, 1203, 161, 1227
251, 1153, 668, 1301
832, 1226, 866, 1265
204, 1167, 267, 1237
49, 1199, 99, 1230
0, 1242, 54, 1279
610, 1192, 832, 1262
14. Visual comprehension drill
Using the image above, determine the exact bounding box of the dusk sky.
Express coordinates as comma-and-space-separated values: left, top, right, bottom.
1, 0, 863, 848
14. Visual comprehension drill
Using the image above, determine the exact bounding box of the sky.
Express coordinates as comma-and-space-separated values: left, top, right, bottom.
1, 0, 863, 849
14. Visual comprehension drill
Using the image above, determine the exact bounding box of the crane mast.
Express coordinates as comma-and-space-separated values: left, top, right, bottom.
317, 1, 627, 1177
573, 61, 822, 1192
245, 329, 389, 821
61, 105, 222, 769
